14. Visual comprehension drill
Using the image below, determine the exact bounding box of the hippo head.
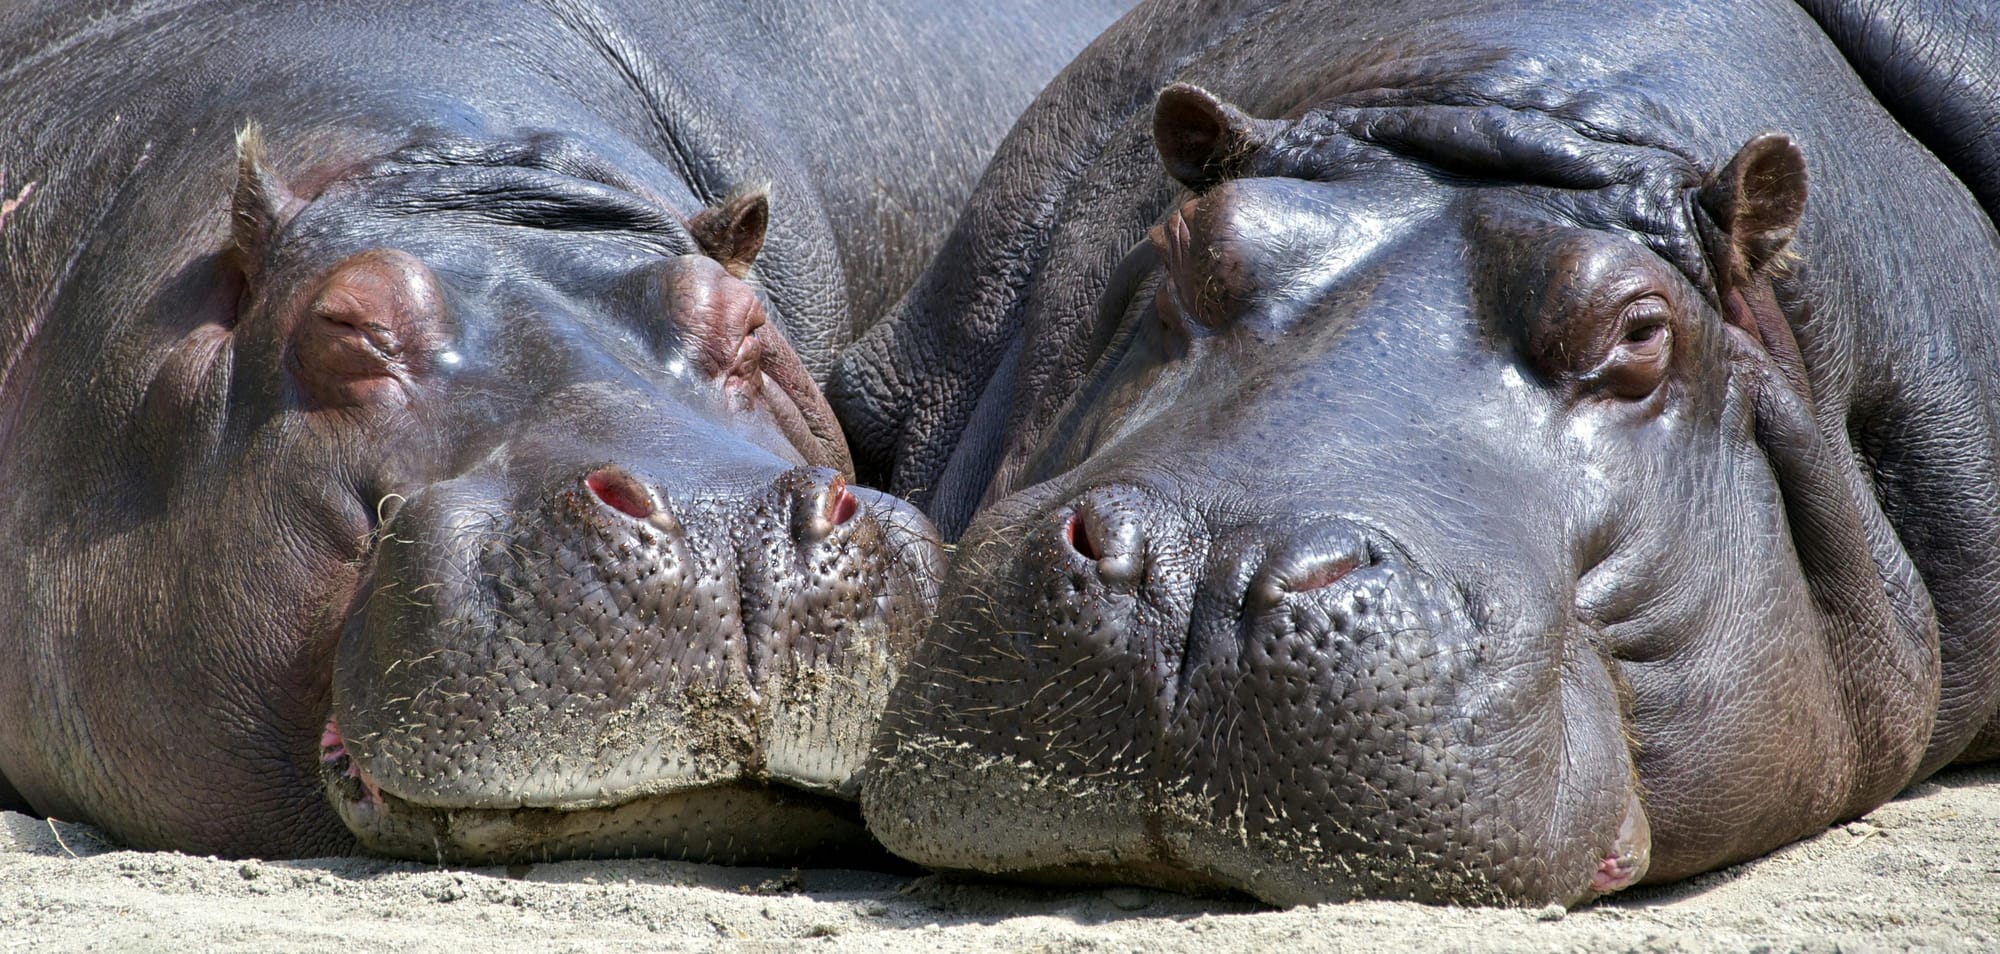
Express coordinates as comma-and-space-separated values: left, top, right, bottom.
163, 129, 939, 863
863, 87, 1938, 904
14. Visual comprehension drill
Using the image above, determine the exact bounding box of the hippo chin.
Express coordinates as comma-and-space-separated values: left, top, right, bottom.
835, 0, 2000, 906
0, 0, 1130, 861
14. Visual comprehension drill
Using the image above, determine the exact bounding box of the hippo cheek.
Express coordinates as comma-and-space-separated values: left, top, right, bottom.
320, 464, 939, 865
864, 487, 1643, 906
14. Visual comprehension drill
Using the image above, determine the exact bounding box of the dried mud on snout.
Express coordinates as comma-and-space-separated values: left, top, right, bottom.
4, 764, 1995, 952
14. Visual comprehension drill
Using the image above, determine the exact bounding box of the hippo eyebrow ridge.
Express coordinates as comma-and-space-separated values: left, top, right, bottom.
309, 133, 701, 254
1259, 100, 1714, 300
363, 166, 690, 239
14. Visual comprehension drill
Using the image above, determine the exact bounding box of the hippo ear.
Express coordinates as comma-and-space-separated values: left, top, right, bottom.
1699, 133, 1807, 285
1154, 84, 1279, 191
686, 188, 769, 279
231, 123, 298, 279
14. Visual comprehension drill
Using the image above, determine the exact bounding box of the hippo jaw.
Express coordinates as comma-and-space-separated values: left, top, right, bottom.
320, 769, 877, 865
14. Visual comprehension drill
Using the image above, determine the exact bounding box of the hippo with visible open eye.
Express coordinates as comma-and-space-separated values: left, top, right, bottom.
833, 0, 2000, 905
0, 0, 1130, 861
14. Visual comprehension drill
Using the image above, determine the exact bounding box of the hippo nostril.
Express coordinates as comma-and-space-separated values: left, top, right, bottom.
797, 470, 861, 544
1293, 554, 1362, 593
1066, 511, 1102, 561
826, 478, 860, 527
1248, 526, 1380, 611
1064, 492, 1149, 588
584, 466, 654, 520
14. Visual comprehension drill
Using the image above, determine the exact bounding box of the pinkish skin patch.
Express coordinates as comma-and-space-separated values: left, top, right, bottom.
826, 477, 859, 526
1591, 852, 1644, 894
1589, 791, 1652, 895
320, 719, 385, 806
0, 170, 32, 230
318, 721, 344, 757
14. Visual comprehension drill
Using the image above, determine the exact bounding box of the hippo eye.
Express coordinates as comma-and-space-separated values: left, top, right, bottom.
1593, 296, 1673, 399
647, 253, 773, 407
291, 248, 442, 409
1621, 320, 1666, 356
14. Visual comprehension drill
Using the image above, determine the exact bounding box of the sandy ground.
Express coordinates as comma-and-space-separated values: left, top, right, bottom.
3, 764, 1995, 953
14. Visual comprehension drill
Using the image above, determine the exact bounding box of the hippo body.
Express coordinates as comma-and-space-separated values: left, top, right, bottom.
0, 0, 1129, 858
833, 0, 2000, 905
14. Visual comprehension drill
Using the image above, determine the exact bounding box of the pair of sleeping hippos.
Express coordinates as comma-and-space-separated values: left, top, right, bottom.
4, 0, 1999, 908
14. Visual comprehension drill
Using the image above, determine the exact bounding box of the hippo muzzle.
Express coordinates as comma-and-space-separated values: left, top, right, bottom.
866, 476, 1644, 905
320, 406, 940, 863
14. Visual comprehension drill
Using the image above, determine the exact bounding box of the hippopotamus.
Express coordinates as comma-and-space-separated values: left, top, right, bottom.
831, 0, 2000, 905
0, 0, 1130, 861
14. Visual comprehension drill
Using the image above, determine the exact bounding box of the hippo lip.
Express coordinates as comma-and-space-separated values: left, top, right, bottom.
1588, 789, 1652, 897
315, 680, 866, 813
318, 719, 385, 808
317, 718, 882, 866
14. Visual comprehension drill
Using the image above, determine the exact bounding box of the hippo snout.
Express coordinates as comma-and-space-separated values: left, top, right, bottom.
581, 462, 866, 556
1062, 487, 1377, 602
325, 451, 938, 864
1041, 486, 1437, 704
865, 480, 1640, 905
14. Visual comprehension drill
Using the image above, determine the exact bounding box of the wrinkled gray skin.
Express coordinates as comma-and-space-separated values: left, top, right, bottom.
833, 0, 2000, 906
0, 0, 1128, 861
